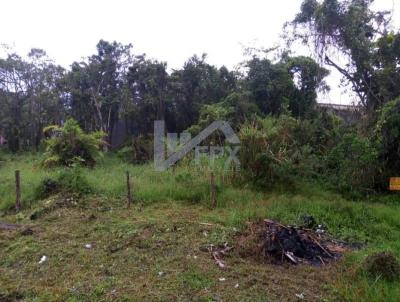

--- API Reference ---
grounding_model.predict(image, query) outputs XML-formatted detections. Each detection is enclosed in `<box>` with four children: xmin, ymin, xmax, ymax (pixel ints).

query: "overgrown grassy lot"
<box><xmin>1</xmin><ymin>153</ymin><xmax>400</xmax><ymax>301</ymax></box>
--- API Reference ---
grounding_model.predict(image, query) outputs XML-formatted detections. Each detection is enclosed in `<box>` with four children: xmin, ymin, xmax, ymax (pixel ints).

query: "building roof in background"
<box><xmin>317</xmin><ymin>103</ymin><xmax>361</xmax><ymax>112</ymax></box>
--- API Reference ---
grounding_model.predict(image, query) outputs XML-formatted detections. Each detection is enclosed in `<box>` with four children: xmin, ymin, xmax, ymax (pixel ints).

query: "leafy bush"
<box><xmin>325</xmin><ymin>133</ymin><xmax>379</xmax><ymax>197</ymax></box>
<box><xmin>42</xmin><ymin>119</ymin><xmax>105</xmax><ymax>167</ymax></box>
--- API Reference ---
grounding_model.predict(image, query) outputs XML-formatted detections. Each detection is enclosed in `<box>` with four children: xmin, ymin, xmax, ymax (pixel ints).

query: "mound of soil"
<box><xmin>237</xmin><ymin>219</ymin><xmax>349</xmax><ymax>265</ymax></box>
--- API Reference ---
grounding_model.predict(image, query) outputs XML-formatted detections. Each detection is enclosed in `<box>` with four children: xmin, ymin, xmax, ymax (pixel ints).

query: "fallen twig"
<box><xmin>0</xmin><ymin>223</ymin><xmax>21</xmax><ymax>230</ymax></box>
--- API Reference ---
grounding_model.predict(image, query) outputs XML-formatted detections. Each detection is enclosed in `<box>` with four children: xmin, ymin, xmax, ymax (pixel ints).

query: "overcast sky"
<box><xmin>1</xmin><ymin>0</ymin><xmax>399</xmax><ymax>104</ymax></box>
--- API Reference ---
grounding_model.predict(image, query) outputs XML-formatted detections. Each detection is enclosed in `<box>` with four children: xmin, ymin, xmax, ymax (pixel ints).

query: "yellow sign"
<box><xmin>389</xmin><ymin>177</ymin><xmax>400</xmax><ymax>191</ymax></box>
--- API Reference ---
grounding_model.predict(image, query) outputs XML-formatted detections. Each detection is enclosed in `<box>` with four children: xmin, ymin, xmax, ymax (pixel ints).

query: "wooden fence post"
<box><xmin>15</xmin><ymin>170</ymin><xmax>21</xmax><ymax>211</ymax></box>
<box><xmin>126</xmin><ymin>171</ymin><xmax>132</xmax><ymax>208</ymax></box>
<box><xmin>231</xmin><ymin>165</ymin><xmax>236</xmax><ymax>184</ymax></box>
<box><xmin>210</xmin><ymin>172</ymin><xmax>217</xmax><ymax>209</ymax></box>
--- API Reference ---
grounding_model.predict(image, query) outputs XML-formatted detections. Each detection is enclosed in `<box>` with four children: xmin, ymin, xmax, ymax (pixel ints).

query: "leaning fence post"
<box><xmin>126</xmin><ymin>171</ymin><xmax>132</xmax><ymax>208</ymax></box>
<box><xmin>210</xmin><ymin>172</ymin><xmax>217</xmax><ymax>209</ymax></box>
<box><xmin>15</xmin><ymin>170</ymin><xmax>21</xmax><ymax>211</ymax></box>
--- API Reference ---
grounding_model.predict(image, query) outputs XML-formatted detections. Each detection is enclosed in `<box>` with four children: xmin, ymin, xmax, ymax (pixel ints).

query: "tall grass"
<box><xmin>0</xmin><ymin>153</ymin><xmax>241</xmax><ymax>210</ymax></box>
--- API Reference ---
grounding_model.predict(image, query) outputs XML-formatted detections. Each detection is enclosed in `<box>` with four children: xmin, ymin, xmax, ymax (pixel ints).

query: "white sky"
<box><xmin>1</xmin><ymin>0</ymin><xmax>399</xmax><ymax>104</ymax></box>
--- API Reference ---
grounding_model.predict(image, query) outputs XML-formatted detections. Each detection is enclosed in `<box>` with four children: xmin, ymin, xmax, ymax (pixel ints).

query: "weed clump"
<box><xmin>34</xmin><ymin>168</ymin><xmax>92</xmax><ymax>200</ymax></box>
<box><xmin>57</xmin><ymin>168</ymin><xmax>92</xmax><ymax>194</ymax></box>
<box><xmin>34</xmin><ymin>178</ymin><xmax>59</xmax><ymax>200</ymax></box>
<box><xmin>363</xmin><ymin>252</ymin><xmax>400</xmax><ymax>281</ymax></box>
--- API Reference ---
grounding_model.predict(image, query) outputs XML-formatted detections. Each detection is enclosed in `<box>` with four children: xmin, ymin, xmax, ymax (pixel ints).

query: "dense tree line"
<box><xmin>0</xmin><ymin>40</ymin><xmax>329</xmax><ymax>151</ymax></box>
<box><xmin>0</xmin><ymin>49</ymin><xmax>64</xmax><ymax>151</ymax></box>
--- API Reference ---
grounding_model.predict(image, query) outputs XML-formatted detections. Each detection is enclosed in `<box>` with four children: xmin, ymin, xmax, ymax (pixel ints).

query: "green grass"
<box><xmin>0</xmin><ymin>153</ymin><xmax>256</xmax><ymax>210</ymax></box>
<box><xmin>0</xmin><ymin>152</ymin><xmax>53</xmax><ymax>210</ymax></box>
<box><xmin>1</xmin><ymin>153</ymin><xmax>400</xmax><ymax>301</ymax></box>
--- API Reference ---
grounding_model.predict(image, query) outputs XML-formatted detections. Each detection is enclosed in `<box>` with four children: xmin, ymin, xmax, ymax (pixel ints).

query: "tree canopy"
<box><xmin>0</xmin><ymin>41</ymin><xmax>329</xmax><ymax>152</ymax></box>
<box><xmin>289</xmin><ymin>0</ymin><xmax>400</xmax><ymax>111</ymax></box>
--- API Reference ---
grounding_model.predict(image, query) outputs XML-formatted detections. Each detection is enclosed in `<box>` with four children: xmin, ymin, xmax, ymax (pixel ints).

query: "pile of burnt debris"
<box><xmin>238</xmin><ymin>217</ymin><xmax>351</xmax><ymax>265</ymax></box>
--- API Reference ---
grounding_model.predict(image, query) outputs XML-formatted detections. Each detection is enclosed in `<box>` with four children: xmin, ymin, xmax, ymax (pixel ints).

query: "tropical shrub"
<box><xmin>42</xmin><ymin>118</ymin><xmax>105</xmax><ymax>167</ymax></box>
<box><xmin>239</xmin><ymin>115</ymin><xmax>314</xmax><ymax>188</ymax></box>
<box><xmin>238</xmin><ymin>112</ymin><xmax>376</xmax><ymax>195</ymax></box>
